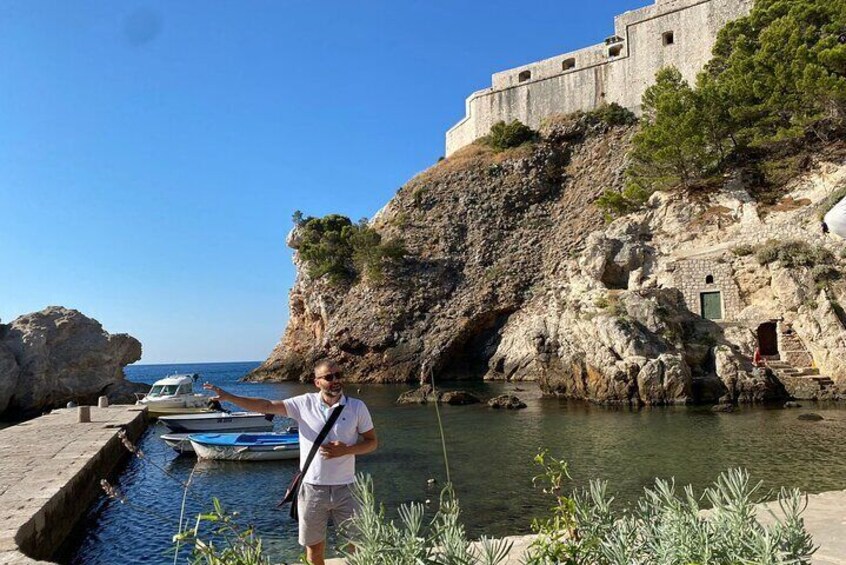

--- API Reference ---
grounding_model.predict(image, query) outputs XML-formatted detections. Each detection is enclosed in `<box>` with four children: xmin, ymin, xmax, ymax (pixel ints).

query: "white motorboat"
<box><xmin>190</xmin><ymin>432</ymin><xmax>300</xmax><ymax>461</ymax></box>
<box><xmin>158</xmin><ymin>411</ymin><xmax>275</xmax><ymax>433</ymax></box>
<box><xmin>135</xmin><ymin>374</ymin><xmax>214</xmax><ymax>417</ymax></box>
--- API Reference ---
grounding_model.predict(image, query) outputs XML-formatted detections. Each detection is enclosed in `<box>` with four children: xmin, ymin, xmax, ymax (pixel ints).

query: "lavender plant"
<box><xmin>525</xmin><ymin>451</ymin><xmax>817</xmax><ymax>565</ymax></box>
<box><xmin>343</xmin><ymin>474</ymin><xmax>512</xmax><ymax>565</ymax></box>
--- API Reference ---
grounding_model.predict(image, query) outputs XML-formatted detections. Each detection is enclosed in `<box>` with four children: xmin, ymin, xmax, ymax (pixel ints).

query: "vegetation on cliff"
<box><xmin>292</xmin><ymin>212</ymin><xmax>406</xmax><ymax>285</ymax></box>
<box><xmin>480</xmin><ymin>120</ymin><xmax>538</xmax><ymax>151</ymax></box>
<box><xmin>601</xmin><ymin>0</ymin><xmax>846</xmax><ymax>218</ymax></box>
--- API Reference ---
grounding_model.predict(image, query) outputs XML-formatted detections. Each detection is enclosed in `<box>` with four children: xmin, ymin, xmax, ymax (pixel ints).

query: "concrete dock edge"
<box><xmin>0</xmin><ymin>406</ymin><xmax>147</xmax><ymax>565</ymax></box>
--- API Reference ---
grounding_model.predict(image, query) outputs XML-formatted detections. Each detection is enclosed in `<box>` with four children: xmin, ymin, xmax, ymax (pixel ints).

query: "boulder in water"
<box><xmin>488</xmin><ymin>394</ymin><xmax>527</xmax><ymax>409</ymax></box>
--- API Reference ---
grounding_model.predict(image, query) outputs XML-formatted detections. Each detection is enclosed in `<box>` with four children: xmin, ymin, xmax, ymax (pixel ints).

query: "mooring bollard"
<box><xmin>78</xmin><ymin>405</ymin><xmax>91</xmax><ymax>423</ymax></box>
<box><xmin>98</xmin><ymin>396</ymin><xmax>109</xmax><ymax>408</ymax></box>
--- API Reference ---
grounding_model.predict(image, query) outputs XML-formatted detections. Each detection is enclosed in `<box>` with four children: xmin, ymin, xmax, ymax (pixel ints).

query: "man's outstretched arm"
<box><xmin>203</xmin><ymin>383</ymin><xmax>288</xmax><ymax>416</ymax></box>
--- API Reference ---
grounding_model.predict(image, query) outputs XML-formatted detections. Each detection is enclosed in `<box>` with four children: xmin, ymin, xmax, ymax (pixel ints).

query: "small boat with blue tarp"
<box><xmin>189</xmin><ymin>431</ymin><xmax>300</xmax><ymax>461</ymax></box>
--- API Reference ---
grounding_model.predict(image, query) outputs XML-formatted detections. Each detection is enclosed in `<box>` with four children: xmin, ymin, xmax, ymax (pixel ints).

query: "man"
<box><xmin>204</xmin><ymin>360</ymin><xmax>377</xmax><ymax>565</ymax></box>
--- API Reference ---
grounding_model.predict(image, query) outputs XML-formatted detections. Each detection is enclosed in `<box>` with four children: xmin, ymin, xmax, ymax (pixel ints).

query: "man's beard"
<box><xmin>323</xmin><ymin>386</ymin><xmax>342</xmax><ymax>398</ymax></box>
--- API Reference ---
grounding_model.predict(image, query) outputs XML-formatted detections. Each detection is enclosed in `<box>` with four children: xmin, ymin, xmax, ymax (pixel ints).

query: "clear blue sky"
<box><xmin>0</xmin><ymin>0</ymin><xmax>645</xmax><ymax>364</ymax></box>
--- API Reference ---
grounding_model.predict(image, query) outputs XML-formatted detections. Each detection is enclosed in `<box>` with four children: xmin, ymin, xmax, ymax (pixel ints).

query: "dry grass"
<box><xmin>413</xmin><ymin>141</ymin><xmax>535</xmax><ymax>184</ymax></box>
<box><xmin>766</xmin><ymin>196</ymin><xmax>812</xmax><ymax>213</ymax></box>
<box><xmin>688</xmin><ymin>204</ymin><xmax>735</xmax><ymax>231</ymax></box>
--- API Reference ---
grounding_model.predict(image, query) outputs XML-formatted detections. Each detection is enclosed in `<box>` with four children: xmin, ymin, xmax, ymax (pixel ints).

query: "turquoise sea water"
<box><xmin>58</xmin><ymin>362</ymin><xmax>846</xmax><ymax>564</ymax></box>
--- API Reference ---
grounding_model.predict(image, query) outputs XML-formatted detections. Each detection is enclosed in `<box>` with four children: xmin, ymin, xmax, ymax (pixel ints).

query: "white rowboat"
<box><xmin>158</xmin><ymin>411</ymin><xmax>274</xmax><ymax>433</ymax></box>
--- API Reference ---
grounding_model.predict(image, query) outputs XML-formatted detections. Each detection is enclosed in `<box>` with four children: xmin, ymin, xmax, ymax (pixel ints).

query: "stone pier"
<box><xmin>0</xmin><ymin>406</ymin><xmax>147</xmax><ymax>564</ymax></box>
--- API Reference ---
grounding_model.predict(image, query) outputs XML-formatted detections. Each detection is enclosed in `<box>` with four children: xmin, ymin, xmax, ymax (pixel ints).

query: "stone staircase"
<box><xmin>766</xmin><ymin>330</ymin><xmax>836</xmax><ymax>399</ymax></box>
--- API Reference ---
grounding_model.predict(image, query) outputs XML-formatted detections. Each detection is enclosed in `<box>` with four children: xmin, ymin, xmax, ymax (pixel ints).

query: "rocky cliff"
<box><xmin>251</xmin><ymin>115</ymin><xmax>846</xmax><ymax>405</ymax></box>
<box><xmin>0</xmin><ymin>307</ymin><xmax>145</xmax><ymax>419</ymax></box>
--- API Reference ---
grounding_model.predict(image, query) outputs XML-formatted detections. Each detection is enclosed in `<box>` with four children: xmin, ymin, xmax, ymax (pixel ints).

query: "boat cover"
<box><xmin>189</xmin><ymin>432</ymin><xmax>299</xmax><ymax>447</ymax></box>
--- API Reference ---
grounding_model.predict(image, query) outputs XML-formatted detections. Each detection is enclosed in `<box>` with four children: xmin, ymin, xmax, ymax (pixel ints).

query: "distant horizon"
<box><xmin>128</xmin><ymin>359</ymin><xmax>261</xmax><ymax>367</ymax></box>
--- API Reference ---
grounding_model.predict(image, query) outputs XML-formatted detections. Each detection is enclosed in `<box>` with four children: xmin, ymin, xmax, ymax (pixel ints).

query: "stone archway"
<box><xmin>757</xmin><ymin>322</ymin><xmax>778</xmax><ymax>356</ymax></box>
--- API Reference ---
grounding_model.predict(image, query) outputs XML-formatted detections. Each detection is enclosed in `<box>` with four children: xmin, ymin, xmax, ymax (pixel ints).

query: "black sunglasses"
<box><xmin>319</xmin><ymin>371</ymin><xmax>343</xmax><ymax>381</ymax></box>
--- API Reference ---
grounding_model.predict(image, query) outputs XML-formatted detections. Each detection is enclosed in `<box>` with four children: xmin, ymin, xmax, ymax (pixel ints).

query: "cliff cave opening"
<box><xmin>436</xmin><ymin>309</ymin><xmax>515</xmax><ymax>381</ymax></box>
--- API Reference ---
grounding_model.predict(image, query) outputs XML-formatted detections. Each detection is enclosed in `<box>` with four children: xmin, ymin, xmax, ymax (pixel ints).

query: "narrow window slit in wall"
<box><xmin>663</xmin><ymin>31</ymin><xmax>675</xmax><ymax>45</ymax></box>
<box><xmin>562</xmin><ymin>58</ymin><xmax>576</xmax><ymax>71</ymax></box>
<box><xmin>705</xmin><ymin>274</ymin><xmax>714</xmax><ymax>284</ymax></box>
<box><xmin>518</xmin><ymin>70</ymin><xmax>531</xmax><ymax>82</ymax></box>
<box><xmin>608</xmin><ymin>44</ymin><xmax>623</xmax><ymax>57</ymax></box>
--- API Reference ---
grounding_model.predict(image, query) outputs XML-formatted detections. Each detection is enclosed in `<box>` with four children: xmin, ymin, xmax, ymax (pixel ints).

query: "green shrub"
<box><xmin>525</xmin><ymin>451</ymin><xmax>816</xmax><ymax>564</ymax></box>
<box><xmin>587</xmin><ymin>103</ymin><xmax>637</xmax><ymax>127</ymax></box>
<box><xmin>411</xmin><ymin>186</ymin><xmax>429</xmax><ymax>207</ymax></box>
<box><xmin>481</xmin><ymin>120</ymin><xmax>538</xmax><ymax>151</ymax></box>
<box><xmin>812</xmin><ymin>264</ymin><xmax>841</xmax><ymax>288</ymax></box>
<box><xmin>754</xmin><ymin>240</ymin><xmax>834</xmax><ymax>268</ymax></box>
<box><xmin>343</xmin><ymin>474</ymin><xmax>512</xmax><ymax>565</ymax></box>
<box><xmin>174</xmin><ymin>498</ymin><xmax>270</xmax><ymax>565</ymax></box>
<box><xmin>732</xmin><ymin>244</ymin><xmax>755</xmax><ymax>256</ymax></box>
<box><xmin>595</xmin><ymin>182</ymin><xmax>653</xmax><ymax>220</ymax></box>
<box><xmin>296</xmin><ymin>214</ymin><xmax>406</xmax><ymax>285</ymax></box>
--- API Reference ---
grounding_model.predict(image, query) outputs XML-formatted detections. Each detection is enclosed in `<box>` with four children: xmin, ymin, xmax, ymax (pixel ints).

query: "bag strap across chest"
<box><xmin>301</xmin><ymin>402</ymin><xmax>345</xmax><ymax>474</ymax></box>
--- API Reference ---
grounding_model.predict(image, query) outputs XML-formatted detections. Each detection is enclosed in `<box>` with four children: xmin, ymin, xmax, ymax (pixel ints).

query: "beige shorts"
<box><xmin>297</xmin><ymin>482</ymin><xmax>360</xmax><ymax>547</ymax></box>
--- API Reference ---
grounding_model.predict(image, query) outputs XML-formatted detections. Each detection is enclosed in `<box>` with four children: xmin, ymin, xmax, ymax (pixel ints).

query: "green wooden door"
<box><xmin>700</xmin><ymin>292</ymin><xmax>722</xmax><ymax>320</ymax></box>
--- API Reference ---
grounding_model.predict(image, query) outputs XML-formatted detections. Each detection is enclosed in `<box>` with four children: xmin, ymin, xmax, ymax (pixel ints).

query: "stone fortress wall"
<box><xmin>445</xmin><ymin>0</ymin><xmax>753</xmax><ymax>156</ymax></box>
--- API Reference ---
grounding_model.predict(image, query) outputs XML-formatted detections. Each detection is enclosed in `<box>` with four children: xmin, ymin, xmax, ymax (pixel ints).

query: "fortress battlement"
<box><xmin>445</xmin><ymin>0</ymin><xmax>752</xmax><ymax>156</ymax></box>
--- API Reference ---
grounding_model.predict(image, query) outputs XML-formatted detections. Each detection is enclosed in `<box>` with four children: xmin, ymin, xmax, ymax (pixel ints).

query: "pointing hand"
<box><xmin>203</xmin><ymin>383</ymin><xmax>225</xmax><ymax>401</ymax></box>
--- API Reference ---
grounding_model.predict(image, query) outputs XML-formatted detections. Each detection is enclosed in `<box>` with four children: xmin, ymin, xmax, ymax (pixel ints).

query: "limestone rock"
<box><xmin>714</xmin><ymin>346</ymin><xmax>785</xmax><ymax>403</ymax></box>
<box><xmin>793</xmin><ymin>291</ymin><xmax>846</xmax><ymax>385</ymax></box>
<box><xmin>250</xmin><ymin>118</ymin><xmax>846</xmax><ymax>406</ymax></box>
<box><xmin>0</xmin><ymin>342</ymin><xmax>19</xmax><ymax>415</ymax></box>
<box><xmin>397</xmin><ymin>385</ymin><xmax>434</xmax><ymax>405</ymax></box>
<box><xmin>439</xmin><ymin>391</ymin><xmax>481</xmax><ymax>405</ymax></box>
<box><xmin>636</xmin><ymin>354</ymin><xmax>692</xmax><ymax>405</ymax></box>
<box><xmin>488</xmin><ymin>394</ymin><xmax>527</xmax><ymax>409</ymax></box>
<box><xmin>0</xmin><ymin>307</ymin><xmax>144</xmax><ymax>419</ymax></box>
<box><xmin>396</xmin><ymin>385</ymin><xmax>481</xmax><ymax>405</ymax></box>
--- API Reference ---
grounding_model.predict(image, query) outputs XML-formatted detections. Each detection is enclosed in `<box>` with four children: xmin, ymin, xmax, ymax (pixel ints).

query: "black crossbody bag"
<box><xmin>280</xmin><ymin>403</ymin><xmax>346</xmax><ymax>519</ymax></box>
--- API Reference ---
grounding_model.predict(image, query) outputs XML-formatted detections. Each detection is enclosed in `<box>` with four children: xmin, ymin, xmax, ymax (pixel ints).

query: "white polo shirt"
<box><xmin>283</xmin><ymin>392</ymin><xmax>374</xmax><ymax>486</ymax></box>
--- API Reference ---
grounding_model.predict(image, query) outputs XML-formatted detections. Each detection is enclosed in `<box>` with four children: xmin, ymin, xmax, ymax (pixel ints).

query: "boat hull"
<box><xmin>142</xmin><ymin>405</ymin><xmax>215</xmax><ymax>418</ymax></box>
<box><xmin>161</xmin><ymin>433</ymin><xmax>195</xmax><ymax>454</ymax></box>
<box><xmin>189</xmin><ymin>432</ymin><xmax>300</xmax><ymax>461</ymax></box>
<box><xmin>158</xmin><ymin>412</ymin><xmax>274</xmax><ymax>433</ymax></box>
